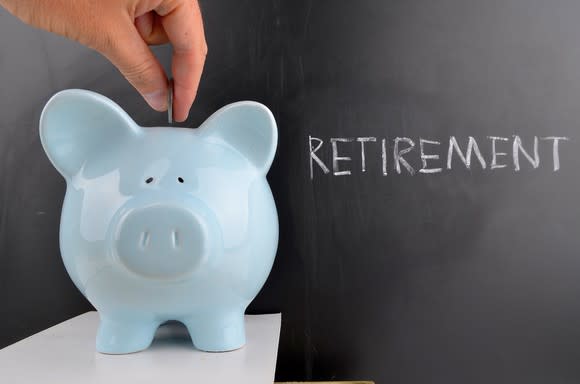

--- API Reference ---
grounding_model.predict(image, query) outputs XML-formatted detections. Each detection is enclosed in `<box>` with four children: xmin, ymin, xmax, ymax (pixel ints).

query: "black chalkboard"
<box><xmin>2</xmin><ymin>1</ymin><xmax>580</xmax><ymax>382</ymax></box>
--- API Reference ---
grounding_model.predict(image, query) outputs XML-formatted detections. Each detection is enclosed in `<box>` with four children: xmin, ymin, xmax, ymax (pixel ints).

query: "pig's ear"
<box><xmin>199</xmin><ymin>101</ymin><xmax>278</xmax><ymax>174</ymax></box>
<box><xmin>40</xmin><ymin>89</ymin><xmax>142</xmax><ymax>178</ymax></box>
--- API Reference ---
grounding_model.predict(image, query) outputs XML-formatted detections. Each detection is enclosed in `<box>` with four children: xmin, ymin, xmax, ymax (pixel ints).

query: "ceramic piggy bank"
<box><xmin>39</xmin><ymin>89</ymin><xmax>278</xmax><ymax>354</ymax></box>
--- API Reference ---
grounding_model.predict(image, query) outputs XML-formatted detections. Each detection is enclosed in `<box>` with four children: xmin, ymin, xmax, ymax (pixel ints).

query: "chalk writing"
<box><xmin>308</xmin><ymin>135</ymin><xmax>570</xmax><ymax>179</ymax></box>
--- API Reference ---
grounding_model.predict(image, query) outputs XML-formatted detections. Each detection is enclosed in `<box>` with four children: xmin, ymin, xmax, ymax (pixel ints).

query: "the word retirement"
<box><xmin>309</xmin><ymin>136</ymin><xmax>569</xmax><ymax>179</ymax></box>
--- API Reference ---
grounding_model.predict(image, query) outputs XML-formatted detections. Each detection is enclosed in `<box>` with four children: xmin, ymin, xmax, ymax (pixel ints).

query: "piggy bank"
<box><xmin>39</xmin><ymin>89</ymin><xmax>279</xmax><ymax>354</ymax></box>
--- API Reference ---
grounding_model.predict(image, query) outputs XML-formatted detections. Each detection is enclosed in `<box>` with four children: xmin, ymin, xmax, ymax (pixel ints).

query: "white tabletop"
<box><xmin>0</xmin><ymin>311</ymin><xmax>281</xmax><ymax>384</ymax></box>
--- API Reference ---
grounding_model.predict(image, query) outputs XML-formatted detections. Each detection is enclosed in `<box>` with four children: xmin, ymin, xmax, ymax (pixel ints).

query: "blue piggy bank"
<box><xmin>39</xmin><ymin>90</ymin><xmax>279</xmax><ymax>354</ymax></box>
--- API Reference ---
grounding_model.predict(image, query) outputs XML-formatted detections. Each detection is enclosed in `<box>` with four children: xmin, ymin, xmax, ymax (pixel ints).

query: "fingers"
<box><xmin>6</xmin><ymin>0</ymin><xmax>208</xmax><ymax>121</ymax></box>
<box><xmin>99</xmin><ymin>14</ymin><xmax>168</xmax><ymax>111</ymax></box>
<box><xmin>158</xmin><ymin>0</ymin><xmax>207</xmax><ymax>122</ymax></box>
<box><xmin>135</xmin><ymin>11</ymin><xmax>169</xmax><ymax>46</ymax></box>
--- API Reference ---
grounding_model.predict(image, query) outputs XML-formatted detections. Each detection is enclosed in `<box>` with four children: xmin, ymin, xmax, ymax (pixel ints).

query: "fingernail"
<box><xmin>143</xmin><ymin>89</ymin><xmax>166</xmax><ymax>111</ymax></box>
<box><xmin>176</xmin><ymin>110</ymin><xmax>189</xmax><ymax>123</ymax></box>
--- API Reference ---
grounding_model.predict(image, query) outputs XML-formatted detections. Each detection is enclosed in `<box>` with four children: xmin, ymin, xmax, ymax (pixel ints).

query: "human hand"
<box><xmin>0</xmin><ymin>0</ymin><xmax>207</xmax><ymax>122</ymax></box>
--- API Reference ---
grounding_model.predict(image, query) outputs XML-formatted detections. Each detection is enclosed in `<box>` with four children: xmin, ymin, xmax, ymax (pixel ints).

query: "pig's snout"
<box><xmin>114</xmin><ymin>204</ymin><xmax>213</xmax><ymax>279</ymax></box>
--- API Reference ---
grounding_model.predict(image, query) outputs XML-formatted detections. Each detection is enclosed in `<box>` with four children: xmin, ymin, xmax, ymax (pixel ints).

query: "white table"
<box><xmin>0</xmin><ymin>311</ymin><xmax>281</xmax><ymax>384</ymax></box>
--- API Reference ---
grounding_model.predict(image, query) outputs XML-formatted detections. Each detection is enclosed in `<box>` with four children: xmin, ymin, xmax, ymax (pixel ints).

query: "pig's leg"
<box><xmin>96</xmin><ymin>314</ymin><xmax>159</xmax><ymax>354</ymax></box>
<box><xmin>183</xmin><ymin>310</ymin><xmax>245</xmax><ymax>352</ymax></box>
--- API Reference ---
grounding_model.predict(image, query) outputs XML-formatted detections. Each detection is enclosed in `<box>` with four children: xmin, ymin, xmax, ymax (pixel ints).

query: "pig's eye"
<box><xmin>145</xmin><ymin>177</ymin><xmax>154</xmax><ymax>184</ymax></box>
<box><xmin>178</xmin><ymin>177</ymin><xmax>184</xmax><ymax>183</ymax></box>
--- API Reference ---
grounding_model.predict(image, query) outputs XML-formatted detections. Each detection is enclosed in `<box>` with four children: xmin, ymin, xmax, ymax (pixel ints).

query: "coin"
<box><xmin>168</xmin><ymin>78</ymin><xmax>174</xmax><ymax>124</ymax></box>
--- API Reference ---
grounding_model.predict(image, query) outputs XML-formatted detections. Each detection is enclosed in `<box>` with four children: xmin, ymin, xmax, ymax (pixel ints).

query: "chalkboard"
<box><xmin>2</xmin><ymin>1</ymin><xmax>580</xmax><ymax>383</ymax></box>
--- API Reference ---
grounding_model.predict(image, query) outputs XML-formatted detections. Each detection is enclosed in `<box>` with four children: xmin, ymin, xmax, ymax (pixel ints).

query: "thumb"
<box><xmin>98</xmin><ymin>19</ymin><xmax>168</xmax><ymax>111</ymax></box>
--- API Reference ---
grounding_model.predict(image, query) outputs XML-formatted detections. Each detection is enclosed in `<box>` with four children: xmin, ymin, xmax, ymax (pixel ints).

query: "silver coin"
<box><xmin>168</xmin><ymin>78</ymin><xmax>174</xmax><ymax>124</ymax></box>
